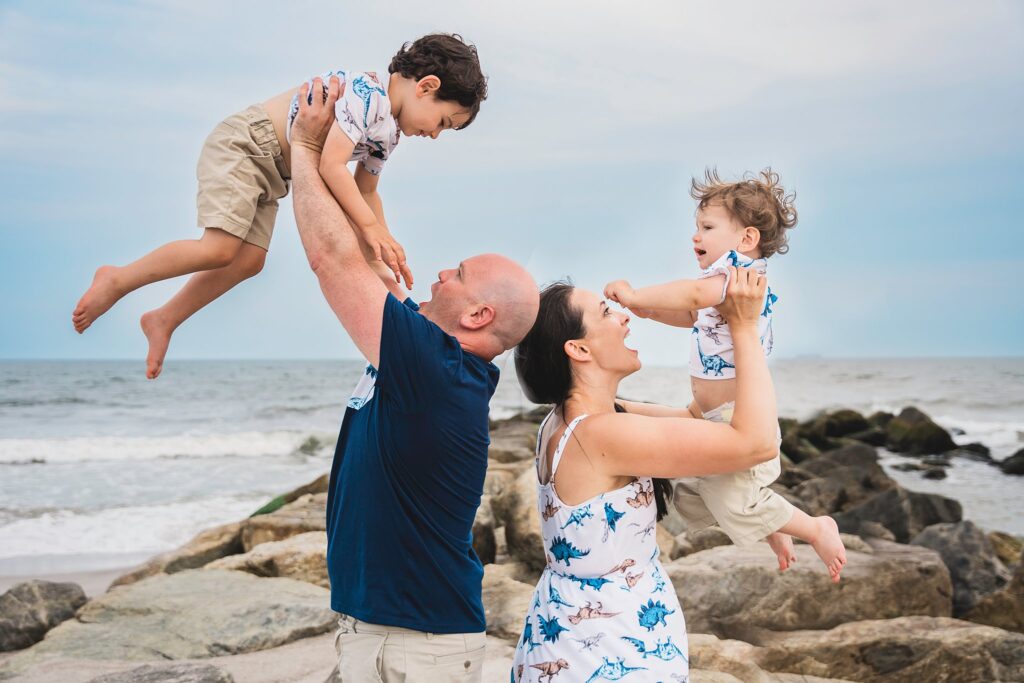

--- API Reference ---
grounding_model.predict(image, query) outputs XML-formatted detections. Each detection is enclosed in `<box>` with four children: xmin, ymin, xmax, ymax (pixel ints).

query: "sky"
<box><xmin>1</xmin><ymin>0</ymin><xmax>1022</xmax><ymax>367</ymax></box>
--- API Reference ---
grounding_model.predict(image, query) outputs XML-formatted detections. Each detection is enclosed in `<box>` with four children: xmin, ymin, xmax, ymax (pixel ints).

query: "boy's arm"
<box><xmin>605</xmin><ymin>276</ymin><xmax>726</xmax><ymax>313</ymax></box>
<box><xmin>635</xmin><ymin>307</ymin><xmax>697</xmax><ymax>328</ymax></box>
<box><xmin>350</xmin><ymin>163</ymin><xmax>407</xmax><ymax>298</ymax></box>
<box><xmin>319</xmin><ymin>126</ymin><xmax>413</xmax><ymax>287</ymax></box>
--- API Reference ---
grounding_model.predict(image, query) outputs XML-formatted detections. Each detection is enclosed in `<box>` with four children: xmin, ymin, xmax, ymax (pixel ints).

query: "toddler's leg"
<box><xmin>766</xmin><ymin>532</ymin><xmax>797</xmax><ymax>571</ymax></box>
<box><xmin>140</xmin><ymin>242</ymin><xmax>267</xmax><ymax>379</ymax></box>
<box><xmin>73</xmin><ymin>228</ymin><xmax>242</xmax><ymax>333</ymax></box>
<box><xmin>778</xmin><ymin>509</ymin><xmax>847</xmax><ymax>583</ymax></box>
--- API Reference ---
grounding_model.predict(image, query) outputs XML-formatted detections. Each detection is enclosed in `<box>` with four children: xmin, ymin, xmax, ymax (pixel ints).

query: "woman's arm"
<box><xmin>591</xmin><ymin>268</ymin><xmax>778</xmax><ymax>477</ymax></box>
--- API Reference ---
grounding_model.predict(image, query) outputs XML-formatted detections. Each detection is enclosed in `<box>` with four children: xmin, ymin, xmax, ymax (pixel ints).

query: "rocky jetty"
<box><xmin>2</xmin><ymin>404</ymin><xmax>1022</xmax><ymax>682</ymax></box>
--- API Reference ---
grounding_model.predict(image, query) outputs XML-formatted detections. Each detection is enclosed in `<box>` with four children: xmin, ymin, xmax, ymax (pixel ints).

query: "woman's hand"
<box><xmin>714</xmin><ymin>266</ymin><xmax>766</xmax><ymax>329</ymax></box>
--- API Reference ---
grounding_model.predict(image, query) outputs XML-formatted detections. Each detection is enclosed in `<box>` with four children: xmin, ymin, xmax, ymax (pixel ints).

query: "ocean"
<box><xmin>0</xmin><ymin>358</ymin><xmax>1021</xmax><ymax>580</ymax></box>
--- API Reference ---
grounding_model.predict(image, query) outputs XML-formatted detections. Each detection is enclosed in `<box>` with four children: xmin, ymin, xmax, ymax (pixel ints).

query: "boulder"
<box><xmin>779</xmin><ymin>433</ymin><xmax>821</xmax><ymax>464</ymax></box>
<box><xmin>867</xmin><ymin>411</ymin><xmax>894</xmax><ymax>429</ymax></box>
<box><xmin>922</xmin><ymin>467</ymin><xmax>947</xmax><ymax>480</ymax></box>
<box><xmin>487</xmin><ymin>419</ymin><xmax>539</xmax><ymax>464</ymax></box>
<box><xmin>484</xmin><ymin>463</ymin><xmax>519</xmax><ymax>497</ymax></box>
<box><xmin>473</xmin><ymin>497</ymin><xmax>497</xmax><ymax>565</ymax></box>
<box><xmin>0</xmin><ymin>570</ymin><xmax>334</xmax><ymax>679</ymax></box>
<box><xmin>87</xmin><ymin>663</ymin><xmax>234</xmax><ymax>683</ymax></box>
<box><xmin>953</xmin><ymin>443</ymin><xmax>991</xmax><ymax>462</ymax></box>
<box><xmin>846</xmin><ymin>427</ymin><xmax>887</xmax><ymax>447</ymax></box>
<box><xmin>964</xmin><ymin>549</ymin><xmax>1024</xmax><ymax>633</ymax></box>
<box><xmin>788</xmin><ymin>444</ymin><xmax>895</xmax><ymax>515</ymax></box>
<box><xmin>656</xmin><ymin>523</ymin><xmax>678</xmax><ymax>562</ymax></box>
<box><xmin>111</xmin><ymin>522</ymin><xmax>244</xmax><ymax>588</ymax></box>
<box><xmin>481</xmin><ymin>564</ymin><xmax>536</xmax><ymax>641</ymax></box>
<box><xmin>673</xmin><ymin>527</ymin><xmax>733</xmax><ymax>559</ymax></box>
<box><xmin>492</xmin><ymin>467</ymin><xmax>544</xmax><ymax>571</ymax></box>
<box><xmin>753</xmin><ymin>616</ymin><xmax>1024</xmax><ymax>683</ymax></box>
<box><xmin>832</xmin><ymin>487</ymin><xmax>962</xmax><ymax>543</ymax></box>
<box><xmin>1000</xmin><ymin>448</ymin><xmax>1024</xmax><ymax>475</ymax></box>
<box><xmin>911</xmin><ymin>522</ymin><xmax>1011</xmax><ymax>616</ymax></box>
<box><xmin>664</xmin><ymin>539</ymin><xmax>951</xmax><ymax>640</ymax></box>
<box><xmin>0</xmin><ymin>580</ymin><xmax>87</xmax><ymax>652</ymax></box>
<box><xmin>205</xmin><ymin>531</ymin><xmax>329</xmax><ymax>588</ymax></box>
<box><xmin>988</xmin><ymin>531</ymin><xmax>1024</xmax><ymax>569</ymax></box>
<box><xmin>240</xmin><ymin>493</ymin><xmax>326</xmax><ymax>551</ymax></box>
<box><xmin>688</xmin><ymin>634</ymin><xmax>856</xmax><ymax>683</ymax></box>
<box><xmin>249</xmin><ymin>473</ymin><xmax>328</xmax><ymax>517</ymax></box>
<box><xmin>885</xmin><ymin>407</ymin><xmax>956</xmax><ymax>455</ymax></box>
<box><xmin>857</xmin><ymin>521</ymin><xmax>896</xmax><ymax>541</ymax></box>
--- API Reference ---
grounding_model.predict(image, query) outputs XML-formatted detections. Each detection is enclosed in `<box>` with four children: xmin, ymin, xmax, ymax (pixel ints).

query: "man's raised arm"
<box><xmin>290</xmin><ymin>77</ymin><xmax>389</xmax><ymax>367</ymax></box>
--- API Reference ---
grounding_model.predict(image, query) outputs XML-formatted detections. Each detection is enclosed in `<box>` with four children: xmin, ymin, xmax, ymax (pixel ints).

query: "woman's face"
<box><xmin>569</xmin><ymin>288</ymin><xmax>642</xmax><ymax>376</ymax></box>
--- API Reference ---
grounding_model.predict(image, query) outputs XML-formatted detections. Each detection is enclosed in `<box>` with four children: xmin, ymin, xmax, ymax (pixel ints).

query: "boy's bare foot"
<box><xmin>73</xmin><ymin>266</ymin><xmax>125</xmax><ymax>333</ymax></box>
<box><xmin>140</xmin><ymin>309</ymin><xmax>175</xmax><ymax>379</ymax></box>
<box><xmin>766</xmin><ymin>532</ymin><xmax>797</xmax><ymax>571</ymax></box>
<box><xmin>809</xmin><ymin>516</ymin><xmax>847</xmax><ymax>583</ymax></box>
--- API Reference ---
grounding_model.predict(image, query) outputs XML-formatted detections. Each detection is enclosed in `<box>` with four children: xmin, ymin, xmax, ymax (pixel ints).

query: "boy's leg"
<box><xmin>73</xmin><ymin>228</ymin><xmax>243</xmax><ymax>333</ymax></box>
<box><xmin>775</xmin><ymin>506</ymin><xmax>847</xmax><ymax>583</ymax></box>
<box><xmin>140</xmin><ymin>242</ymin><xmax>267</xmax><ymax>379</ymax></box>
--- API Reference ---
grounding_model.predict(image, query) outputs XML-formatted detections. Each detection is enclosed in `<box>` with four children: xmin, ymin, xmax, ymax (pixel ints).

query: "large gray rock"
<box><xmin>240</xmin><ymin>493</ymin><xmax>326</xmax><ymax>551</ymax></box>
<box><xmin>0</xmin><ymin>580</ymin><xmax>87</xmax><ymax>652</ymax></box>
<box><xmin>689</xmin><ymin>634</ymin><xmax>855</xmax><ymax>683</ymax></box>
<box><xmin>492</xmin><ymin>467</ymin><xmax>544</xmax><ymax>571</ymax></box>
<box><xmin>664</xmin><ymin>539</ymin><xmax>951</xmax><ymax>639</ymax></box>
<box><xmin>789</xmin><ymin>444</ymin><xmax>895</xmax><ymax>515</ymax></box>
<box><xmin>885</xmin><ymin>407</ymin><xmax>956</xmax><ymax>455</ymax></box>
<box><xmin>965</xmin><ymin>549</ymin><xmax>1024</xmax><ymax>634</ymax></box>
<box><xmin>111</xmin><ymin>522</ymin><xmax>244</xmax><ymax>588</ymax></box>
<box><xmin>0</xmin><ymin>570</ymin><xmax>334</xmax><ymax>679</ymax></box>
<box><xmin>249</xmin><ymin>473</ymin><xmax>329</xmax><ymax>516</ymax></box>
<box><xmin>473</xmin><ymin>496</ymin><xmax>497</xmax><ymax>565</ymax></box>
<box><xmin>205</xmin><ymin>531</ymin><xmax>329</xmax><ymax>588</ymax></box>
<box><xmin>87</xmin><ymin>663</ymin><xmax>234</xmax><ymax>683</ymax></box>
<box><xmin>911</xmin><ymin>521</ymin><xmax>1011</xmax><ymax>616</ymax></box>
<box><xmin>481</xmin><ymin>564</ymin><xmax>536</xmax><ymax>641</ymax></box>
<box><xmin>673</xmin><ymin>527</ymin><xmax>733</xmax><ymax>559</ymax></box>
<box><xmin>1000</xmin><ymin>448</ymin><xmax>1024</xmax><ymax>475</ymax></box>
<box><xmin>487</xmin><ymin>419</ymin><xmax>538</xmax><ymax>464</ymax></box>
<box><xmin>753</xmin><ymin>616</ymin><xmax>1024</xmax><ymax>683</ymax></box>
<box><xmin>833</xmin><ymin>486</ymin><xmax>962</xmax><ymax>543</ymax></box>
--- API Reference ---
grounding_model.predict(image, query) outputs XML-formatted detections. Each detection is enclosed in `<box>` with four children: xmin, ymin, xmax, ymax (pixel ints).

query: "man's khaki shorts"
<box><xmin>334</xmin><ymin>615</ymin><xmax>486</xmax><ymax>683</ymax></box>
<box><xmin>674</xmin><ymin>402</ymin><xmax>794</xmax><ymax>545</ymax></box>
<box><xmin>195</xmin><ymin>104</ymin><xmax>289</xmax><ymax>251</ymax></box>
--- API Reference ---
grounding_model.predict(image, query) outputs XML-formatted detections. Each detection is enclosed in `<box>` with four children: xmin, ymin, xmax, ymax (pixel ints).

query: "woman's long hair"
<box><xmin>514</xmin><ymin>282</ymin><xmax>672</xmax><ymax>520</ymax></box>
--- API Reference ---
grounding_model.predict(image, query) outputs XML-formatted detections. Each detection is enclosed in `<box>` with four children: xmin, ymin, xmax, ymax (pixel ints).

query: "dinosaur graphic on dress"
<box><xmin>542</xmin><ymin>496</ymin><xmax>561</xmax><ymax>521</ymax></box>
<box><xmin>762</xmin><ymin>288</ymin><xmax>777</xmax><ymax>317</ymax></box>
<box><xmin>548</xmin><ymin>584</ymin><xmax>574</xmax><ymax>610</ymax></box>
<box><xmin>564</xmin><ymin>573</ymin><xmax>612</xmax><ymax>591</ymax></box>
<box><xmin>550</xmin><ymin>536</ymin><xmax>590</xmax><ymax>566</ymax></box>
<box><xmin>520</xmin><ymin>615</ymin><xmax>541</xmax><ymax>652</ymax></box>
<box><xmin>568</xmin><ymin>600</ymin><xmax>621</xmax><ymax>625</ymax></box>
<box><xmin>350</xmin><ymin>75</ymin><xmax>386</xmax><ymax>127</ymax></box>
<box><xmin>623</xmin><ymin>570</ymin><xmax>645</xmax><ymax>590</ymax></box>
<box><xmin>584</xmin><ymin>656</ymin><xmax>647</xmax><ymax>682</ymax></box>
<box><xmin>637</xmin><ymin>599</ymin><xmax>676</xmax><ymax>631</ymax></box>
<box><xmin>538</xmin><ymin>614</ymin><xmax>569</xmax><ymax>642</ymax></box>
<box><xmin>626</xmin><ymin>480</ymin><xmax>654</xmax><ymax>508</ymax></box>
<box><xmin>571</xmin><ymin>632</ymin><xmax>606</xmax><ymax>651</ymax></box>
<box><xmin>621</xmin><ymin>635</ymin><xmax>688</xmax><ymax>662</ymax></box>
<box><xmin>650</xmin><ymin>565</ymin><xmax>668</xmax><ymax>594</ymax></box>
<box><xmin>561</xmin><ymin>504</ymin><xmax>593</xmax><ymax>529</ymax></box>
<box><xmin>602</xmin><ymin>558</ymin><xmax>636</xmax><ymax>576</ymax></box>
<box><xmin>531</xmin><ymin>659</ymin><xmax>570</xmax><ymax>682</ymax></box>
<box><xmin>602</xmin><ymin>502</ymin><xmax>626</xmax><ymax>541</ymax></box>
<box><xmin>701</xmin><ymin>325</ymin><xmax>723</xmax><ymax>345</ymax></box>
<box><xmin>630</xmin><ymin>521</ymin><xmax>655</xmax><ymax>539</ymax></box>
<box><xmin>693</xmin><ymin>329</ymin><xmax>735</xmax><ymax>377</ymax></box>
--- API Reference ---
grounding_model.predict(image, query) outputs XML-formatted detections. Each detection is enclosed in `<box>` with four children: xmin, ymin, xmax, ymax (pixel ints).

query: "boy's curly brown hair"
<box><xmin>690</xmin><ymin>168</ymin><xmax>797</xmax><ymax>258</ymax></box>
<box><xmin>388</xmin><ymin>33</ymin><xmax>487</xmax><ymax>130</ymax></box>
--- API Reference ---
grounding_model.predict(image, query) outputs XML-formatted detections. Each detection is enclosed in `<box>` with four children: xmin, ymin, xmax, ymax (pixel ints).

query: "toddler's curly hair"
<box><xmin>691</xmin><ymin>168</ymin><xmax>797</xmax><ymax>257</ymax></box>
<box><xmin>389</xmin><ymin>33</ymin><xmax>487</xmax><ymax>130</ymax></box>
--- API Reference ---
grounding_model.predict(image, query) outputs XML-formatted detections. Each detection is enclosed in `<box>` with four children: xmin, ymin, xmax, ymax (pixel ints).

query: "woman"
<box><xmin>510</xmin><ymin>268</ymin><xmax>779</xmax><ymax>683</ymax></box>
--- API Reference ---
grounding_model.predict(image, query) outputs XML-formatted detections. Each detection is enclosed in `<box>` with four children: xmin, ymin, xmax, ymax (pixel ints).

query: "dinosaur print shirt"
<box><xmin>286</xmin><ymin>69</ymin><xmax>400</xmax><ymax>176</ymax></box>
<box><xmin>689</xmin><ymin>250</ymin><xmax>776</xmax><ymax>380</ymax></box>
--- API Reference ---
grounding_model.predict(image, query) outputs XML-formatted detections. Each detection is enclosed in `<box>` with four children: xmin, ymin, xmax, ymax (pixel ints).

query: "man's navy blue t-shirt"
<box><xmin>326</xmin><ymin>294</ymin><xmax>499</xmax><ymax>634</ymax></box>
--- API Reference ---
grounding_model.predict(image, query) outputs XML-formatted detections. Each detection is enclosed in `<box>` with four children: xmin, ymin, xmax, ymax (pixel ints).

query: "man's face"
<box><xmin>419</xmin><ymin>258</ymin><xmax>478</xmax><ymax>326</ymax></box>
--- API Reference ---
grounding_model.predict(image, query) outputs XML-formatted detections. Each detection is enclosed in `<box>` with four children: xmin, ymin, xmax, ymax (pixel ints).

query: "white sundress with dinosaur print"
<box><xmin>511</xmin><ymin>413</ymin><xmax>689</xmax><ymax>683</ymax></box>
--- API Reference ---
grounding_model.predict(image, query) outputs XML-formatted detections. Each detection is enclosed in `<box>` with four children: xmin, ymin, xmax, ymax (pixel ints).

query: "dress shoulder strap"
<box><xmin>550</xmin><ymin>414</ymin><xmax>589</xmax><ymax>478</ymax></box>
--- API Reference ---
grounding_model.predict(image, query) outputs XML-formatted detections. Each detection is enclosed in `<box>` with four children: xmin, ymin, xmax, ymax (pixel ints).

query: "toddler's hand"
<box><xmin>604</xmin><ymin>280</ymin><xmax>636</xmax><ymax>307</ymax></box>
<box><xmin>361</xmin><ymin>223</ymin><xmax>414</xmax><ymax>289</ymax></box>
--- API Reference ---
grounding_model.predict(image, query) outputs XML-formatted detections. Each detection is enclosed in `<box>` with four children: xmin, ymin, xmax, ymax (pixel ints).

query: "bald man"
<box><xmin>290</xmin><ymin>77</ymin><xmax>539</xmax><ymax>682</ymax></box>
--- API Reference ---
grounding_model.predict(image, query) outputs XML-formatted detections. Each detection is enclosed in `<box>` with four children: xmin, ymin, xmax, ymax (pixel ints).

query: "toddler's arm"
<box><xmin>319</xmin><ymin>126</ymin><xmax>413</xmax><ymax>287</ymax></box>
<box><xmin>604</xmin><ymin>276</ymin><xmax>725</xmax><ymax>320</ymax></box>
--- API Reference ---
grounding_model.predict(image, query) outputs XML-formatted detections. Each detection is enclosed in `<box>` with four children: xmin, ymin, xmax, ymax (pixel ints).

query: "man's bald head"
<box><xmin>419</xmin><ymin>253</ymin><xmax>539</xmax><ymax>360</ymax></box>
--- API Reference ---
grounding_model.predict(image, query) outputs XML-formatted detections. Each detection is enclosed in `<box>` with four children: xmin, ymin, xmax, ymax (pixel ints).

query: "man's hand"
<box><xmin>604</xmin><ymin>279</ymin><xmax>637</xmax><ymax>308</ymax></box>
<box><xmin>360</xmin><ymin>221</ymin><xmax>414</xmax><ymax>289</ymax></box>
<box><xmin>291</xmin><ymin>76</ymin><xmax>341</xmax><ymax>154</ymax></box>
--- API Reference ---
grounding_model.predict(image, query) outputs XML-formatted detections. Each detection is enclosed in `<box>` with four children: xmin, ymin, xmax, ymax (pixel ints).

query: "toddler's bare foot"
<box><xmin>809</xmin><ymin>516</ymin><xmax>847</xmax><ymax>583</ymax></box>
<box><xmin>140</xmin><ymin>309</ymin><xmax>175</xmax><ymax>379</ymax></box>
<box><xmin>73</xmin><ymin>266</ymin><xmax>125</xmax><ymax>333</ymax></box>
<box><xmin>767</xmin><ymin>532</ymin><xmax>797</xmax><ymax>571</ymax></box>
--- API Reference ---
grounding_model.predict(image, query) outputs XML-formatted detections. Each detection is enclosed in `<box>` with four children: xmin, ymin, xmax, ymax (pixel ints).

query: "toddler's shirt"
<box><xmin>287</xmin><ymin>69</ymin><xmax>400</xmax><ymax>176</ymax></box>
<box><xmin>689</xmin><ymin>250</ymin><xmax>777</xmax><ymax>380</ymax></box>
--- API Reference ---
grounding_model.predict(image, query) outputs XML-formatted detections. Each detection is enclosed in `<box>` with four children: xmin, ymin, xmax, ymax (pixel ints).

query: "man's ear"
<box><xmin>741</xmin><ymin>226</ymin><xmax>761</xmax><ymax>250</ymax></box>
<box><xmin>563</xmin><ymin>339</ymin><xmax>590</xmax><ymax>362</ymax></box>
<box><xmin>461</xmin><ymin>304</ymin><xmax>495</xmax><ymax>330</ymax></box>
<box><xmin>417</xmin><ymin>75</ymin><xmax>441</xmax><ymax>97</ymax></box>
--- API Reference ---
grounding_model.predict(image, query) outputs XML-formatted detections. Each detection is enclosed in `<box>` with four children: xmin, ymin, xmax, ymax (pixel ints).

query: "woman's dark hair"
<box><xmin>388</xmin><ymin>33</ymin><xmax>487</xmax><ymax>129</ymax></box>
<box><xmin>515</xmin><ymin>281</ymin><xmax>673</xmax><ymax>520</ymax></box>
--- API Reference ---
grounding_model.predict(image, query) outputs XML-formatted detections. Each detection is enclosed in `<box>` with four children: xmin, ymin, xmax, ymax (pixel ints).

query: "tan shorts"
<box><xmin>195</xmin><ymin>104</ymin><xmax>289</xmax><ymax>250</ymax></box>
<box><xmin>674</xmin><ymin>402</ymin><xmax>794</xmax><ymax>545</ymax></box>
<box><xmin>334</xmin><ymin>614</ymin><xmax>486</xmax><ymax>683</ymax></box>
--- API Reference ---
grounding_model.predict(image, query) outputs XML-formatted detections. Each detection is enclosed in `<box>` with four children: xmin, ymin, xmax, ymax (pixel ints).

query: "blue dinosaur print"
<box><xmin>532</xmin><ymin>591</ymin><xmax>541</xmax><ymax>610</ymax></box>
<box><xmin>762</xmin><ymin>288</ymin><xmax>777</xmax><ymax>317</ymax></box>
<box><xmin>693</xmin><ymin>330</ymin><xmax>735</xmax><ymax>377</ymax></box>
<box><xmin>621</xmin><ymin>635</ymin><xmax>688</xmax><ymax>662</ymax></box>
<box><xmin>725</xmin><ymin>250</ymin><xmax>752</xmax><ymax>267</ymax></box>
<box><xmin>364</xmin><ymin>365</ymin><xmax>378</xmax><ymax>378</ymax></box>
<box><xmin>637</xmin><ymin>599</ymin><xmax>675</xmax><ymax>631</ymax></box>
<box><xmin>550</xmin><ymin>536</ymin><xmax>590</xmax><ymax>566</ymax></box>
<box><xmin>567</xmin><ymin>574</ymin><xmax>612</xmax><ymax>591</ymax></box>
<box><xmin>561</xmin><ymin>504</ymin><xmax>593</xmax><ymax>529</ymax></box>
<box><xmin>538</xmin><ymin>614</ymin><xmax>569</xmax><ymax>643</ymax></box>
<box><xmin>548</xmin><ymin>584</ymin><xmax>574</xmax><ymax>609</ymax></box>
<box><xmin>650</xmin><ymin>565</ymin><xmax>667</xmax><ymax>594</ymax></box>
<box><xmin>350</xmin><ymin>75</ymin><xmax>386</xmax><ymax>127</ymax></box>
<box><xmin>520</xmin><ymin>615</ymin><xmax>540</xmax><ymax>652</ymax></box>
<box><xmin>584</xmin><ymin>656</ymin><xmax>647</xmax><ymax>682</ymax></box>
<box><xmin>603</xmin><ymin>502</ymin><xmax>625</xmax><ymax>540</ymax></box>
